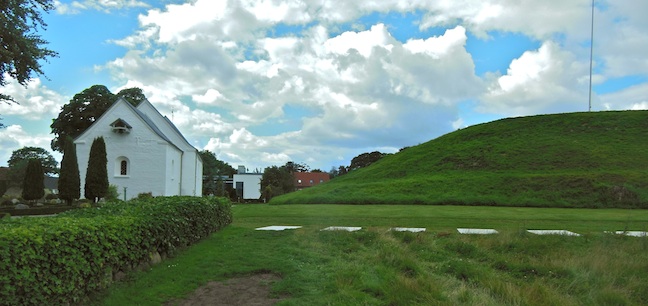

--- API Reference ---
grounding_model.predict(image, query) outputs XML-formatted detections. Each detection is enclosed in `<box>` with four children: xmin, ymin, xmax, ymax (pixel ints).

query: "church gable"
<box><xmin>136</xmin><ymin>100</ymin><xmax>196</xmax><ymax>152</ymax></box>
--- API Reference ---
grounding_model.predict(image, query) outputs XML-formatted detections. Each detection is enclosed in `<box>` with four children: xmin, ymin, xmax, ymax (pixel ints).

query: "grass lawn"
<box><xmin>94</xmin><ymin>204</ymin><xmax>648</xmax><ymax>305</ymax></box>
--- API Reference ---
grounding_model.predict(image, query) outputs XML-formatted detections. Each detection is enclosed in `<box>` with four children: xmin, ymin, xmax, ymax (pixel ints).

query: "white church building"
<box><xmin>75</xmin><ymin>98</ymin><xmax>202</xmax><ymax>200</ymax></box>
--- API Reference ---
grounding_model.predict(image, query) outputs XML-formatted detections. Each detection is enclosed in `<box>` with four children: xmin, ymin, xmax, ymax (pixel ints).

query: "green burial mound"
<box><xmin>273</xmin><ymin>110</ymin><xmax>648</xmax><ymax>208</ymax></box>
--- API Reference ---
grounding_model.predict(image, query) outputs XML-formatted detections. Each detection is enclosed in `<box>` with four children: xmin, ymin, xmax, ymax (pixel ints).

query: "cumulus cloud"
<box><xmin>600</xmin><ymin>83</ymin><xmax>648</xmax><ymax>111</ymax></box>
<box><xmin>0</xmin><ymin>125</ymin><xmax>61</xmax><ymax>167</ymax></box>
<box><xmin>0</xmin><ymin>75</ymin><xmax>68</xmax><ymax>120</ymax></box>
<box><xmin>480</xmin><ymin>42</ymin><xmax>592</xmax><ymax>116</ymax></box>
<box><xmin>55</xmin><ymin>0</ymin><xmax>148</xmax><ymax>14</ymax></box>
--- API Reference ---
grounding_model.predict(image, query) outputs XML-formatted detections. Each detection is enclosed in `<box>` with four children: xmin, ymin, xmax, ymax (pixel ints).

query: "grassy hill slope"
<box><xmin>273</xmin><ymin>111</ymin><xmax>648</xmax><ymax>208</ymax></box>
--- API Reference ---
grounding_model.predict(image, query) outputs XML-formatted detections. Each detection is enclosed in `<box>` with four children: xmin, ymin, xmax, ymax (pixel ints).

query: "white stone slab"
<box><xmin>390</xmin><ymin>227</ymin><xmax>426</xmax><ymax>233</ymax></box>
<box><xmin>614</xmin><ymin>231</ymin><xmax>647</xmax><ymax>237</ymax></box>
<box><xmin>457</xmin><ymin>228</ymin><xmax>499</xmax><ymax>234</ymax></box>
<box><xmin>527</xmin><ymin>230</ymin><xmax>580</xmax><ymax>236</ymax></box>
<box><xmin>255</xmin><ymin>225</ymin><xmax>302</xmax><ymax>231</ymax></box>
<box><xmin>321</xmin><ymin>226</ymin><xmax>362</xmax><ymax>232</ymax></box>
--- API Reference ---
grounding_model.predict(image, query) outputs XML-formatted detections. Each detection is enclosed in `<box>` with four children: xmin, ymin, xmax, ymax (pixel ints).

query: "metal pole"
<box><xmin>588</xmin><ymin>0</ymin><xmax>594</xmax><ymax>112</ymax></box>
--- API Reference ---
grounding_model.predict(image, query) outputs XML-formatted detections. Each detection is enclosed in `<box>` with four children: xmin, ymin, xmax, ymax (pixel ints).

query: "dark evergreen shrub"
<box><xmin>22</xmin><ymin>159</ymin><xmax>44</xmax><ymax>201</ymax></box>
<box><xmin>84</xmin><ymin>137</ymin><xmax>108</xmax><ymax>203</ymax></box>
<box><xmin>58</xmin><ymin>136</ymin><xmax>80</xmax><ymax>204</ymax></box>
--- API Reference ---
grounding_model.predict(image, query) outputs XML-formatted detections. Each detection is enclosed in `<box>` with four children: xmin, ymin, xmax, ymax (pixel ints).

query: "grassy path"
<box><xmin>95</xmin><ymin>204</ymin><xmax>648</xmax><ymax>305</ymax></box>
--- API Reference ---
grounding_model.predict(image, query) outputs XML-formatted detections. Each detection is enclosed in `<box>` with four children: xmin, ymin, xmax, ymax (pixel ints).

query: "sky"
<box><xmin>1</xmin><ymin>0</ymin><xmax>647</xmax><ymax>172</ymax></box>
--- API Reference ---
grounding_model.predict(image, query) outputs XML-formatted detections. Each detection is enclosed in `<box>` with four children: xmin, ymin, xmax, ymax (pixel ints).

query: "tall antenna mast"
<box><xmin>588</xmin><ymin>0</ymin><xmax>595</xmax><ymax>112</ymax></box>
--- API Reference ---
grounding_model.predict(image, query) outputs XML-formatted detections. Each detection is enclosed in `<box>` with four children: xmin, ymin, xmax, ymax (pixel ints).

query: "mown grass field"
<box><xmin>95</xmin><ymin>204</ymin><xmax>648</xmax><ymax>305</ymax></box>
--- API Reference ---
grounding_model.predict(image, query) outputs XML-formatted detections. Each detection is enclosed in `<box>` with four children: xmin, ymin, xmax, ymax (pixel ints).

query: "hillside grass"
<box><xmin>273</xmin><ymin>111</ymin><xmax>648</xmax><ymax>208</ymax></box>
<box><xmin>94</xmin><ymin>204</ymin><xmax>648</xmax><ymax>305</ymax></box>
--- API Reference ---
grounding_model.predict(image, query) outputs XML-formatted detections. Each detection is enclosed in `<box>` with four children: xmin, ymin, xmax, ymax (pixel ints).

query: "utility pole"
<box><xmin>588</xmin><ymin>0</ymin><xmax>594</xmax><ymax>112</ymax></box>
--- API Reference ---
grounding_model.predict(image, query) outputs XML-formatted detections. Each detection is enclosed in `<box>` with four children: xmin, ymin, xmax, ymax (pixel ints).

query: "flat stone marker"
<box><xmin>614</xmin><ymin>231</ymin><xmax>647</xmax><ymax>237</ymax></box>
<box><xmin>390</xmin><ymin>227</ymin><xmax>426</xmax><ymax>233</ymax></box>
<box><xmin>527</xmin><ymin>230</ymin><xmax>580</xmax><ymax>236</ymax></box>
<box><xmin>321</xmin><ymin>226</ymin><xmax>362</xmax><ymax>232</ymax></box>
<box><xmin>457</xmin><ymin>228</ymin><xmax>498</xmax><ymax>234</ymax></box>
<box><xmin>255</xmin><ymin>226</ymin><xmax>302</xmax><ymax>231</ymax></box>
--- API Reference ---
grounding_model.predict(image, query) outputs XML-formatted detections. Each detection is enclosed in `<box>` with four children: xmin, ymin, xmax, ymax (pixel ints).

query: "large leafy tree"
<box><xmin>58</xmin><ymin>136</ymin><xmax>80</xmax><ymax>204</ymax></box>
<box><xmin>7</xmin><ymin>146</ymin><xmax>58</xmax><ymax>187</ymax></box>
<box><xmin>260</xmin><ymin>165</ymin><xmax>294</xmax><ymax>201</ymax></box>
<box><xmin>50</xmin><ymin>85</ymin><xmax>146</xmax><ymax>152</ymax></box>
<box><xmin>0</xmin><ymin>0</ymin><xmax>58</xmax><ymax>107</ymax></box>
<box><xmin>84</xmin><ymin>137</ymin><xmax>108</xmax><ymax>203</ymax></box>
<box><xmin>22</xmin><ymin>159</ymin><xmax>44</xmax><ymax>201</ymax></box>
<box><xmin>8</xmin><ymin>146</ymin><xmax>58</xmax><ymax>175</ymax></box>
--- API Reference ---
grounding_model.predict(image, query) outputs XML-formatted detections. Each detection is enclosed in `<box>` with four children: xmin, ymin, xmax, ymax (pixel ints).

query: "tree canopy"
<box><xmin>50</xmin><ymin>85</ymin><xmax>146</xmax><ymax>152</ymax></box>
<box><xmin>260</xmin><ymin>165</ymin><xmax>294</xmax><ymax>201</ymax></box>
<box><xmin>8</xmin><ymin>146</ymin><xmax>58</xmax><ymax>175</ymax></box>
<box><xmin>6</xmin><ymin>146</ymin><xmax>57</xmax><ymax>187</ymax></box>
<box><xmin>0</xmin><ymin>0</ymin><xmax>58</xmax><ymax>105</ymax></box>
<box><xmin>199</xmin><ymin>150</ymin><xmax>236</xmax><ymax>196</ymax></box>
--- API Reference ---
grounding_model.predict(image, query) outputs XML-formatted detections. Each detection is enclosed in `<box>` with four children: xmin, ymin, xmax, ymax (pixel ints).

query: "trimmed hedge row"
<box><xmin>0</xmin><ymin>196</ymin><xmax>232</xmax><ymax>305</ymax></box>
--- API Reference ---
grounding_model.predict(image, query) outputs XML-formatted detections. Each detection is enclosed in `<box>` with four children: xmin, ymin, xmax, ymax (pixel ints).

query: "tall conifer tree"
<box><xmin>22</xmin><ymin>159</ymin><xmax>45</xmax><ymax>201</ymax></box>
<box><xmin>84</xmin><ymin>137</ymin><xmax>108</xmax><ymax>203</ymax></box>
<box><xmin>58</xmin><ymin>137</ymin><xmax>80</xmax><ymax>204</ymax></box>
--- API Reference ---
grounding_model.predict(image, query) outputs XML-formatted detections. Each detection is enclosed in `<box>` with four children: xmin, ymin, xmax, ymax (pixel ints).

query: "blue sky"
<box><xmin>1</xmin><ymin>0</ymin><xmax>647</xmax><ymax>172</ymax></box>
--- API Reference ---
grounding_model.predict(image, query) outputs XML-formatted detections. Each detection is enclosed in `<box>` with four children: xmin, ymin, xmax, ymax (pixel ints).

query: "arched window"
<box><xmin>115</xmin><ymin>156</ymin><xmax>130</xmax><ymax>177</ymax></box>
<box><xmin>120</xmin><ymin>160</ymin><xmax>128</xmax><ymax>175</ymax></box>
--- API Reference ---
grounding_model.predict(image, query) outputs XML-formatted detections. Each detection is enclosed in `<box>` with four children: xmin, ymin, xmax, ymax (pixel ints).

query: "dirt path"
<box><xmin>165</xmin><ymin>273</ymin><xmax>284</xmax><ymax>306</ymax></box>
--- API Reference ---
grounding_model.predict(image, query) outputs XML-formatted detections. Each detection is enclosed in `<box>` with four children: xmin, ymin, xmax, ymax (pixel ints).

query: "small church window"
<box><xmin>115</xmin><ymin>156</ymin><xmax>130</xmax><ymax>177</ymax></box>
<box><xmin>121</xmin><ymin>160</ymin><xmax>128</xmax><ymax>175</ymax></box>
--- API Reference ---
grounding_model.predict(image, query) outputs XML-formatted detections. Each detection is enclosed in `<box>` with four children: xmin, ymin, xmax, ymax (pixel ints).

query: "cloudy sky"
<box><xmin>1</xmin><ymin>0</ymin><xmax>647</xmax><ymax>172</ymax></box>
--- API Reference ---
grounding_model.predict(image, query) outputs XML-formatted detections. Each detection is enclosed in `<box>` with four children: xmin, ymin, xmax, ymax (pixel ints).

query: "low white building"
<box><xmin>75</xmin><ymin>98</ymin><xmax>202</xmax><ymax>200</ymax></box>
<box><xmin>232</xmin><ymin>166</ymin><xmax>262</xmax><ymax>200</ymax></box>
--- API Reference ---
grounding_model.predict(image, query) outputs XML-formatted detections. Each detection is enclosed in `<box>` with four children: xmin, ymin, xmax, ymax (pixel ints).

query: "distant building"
<box><xmin>232</xmin><ymin>165</ymin><xmax>262</xmax><ymax>201</ymax></box>
<box><xmin>294</xmin><ymin>172</ymin><xmax>330</xmax><ymax>191</ymax></box>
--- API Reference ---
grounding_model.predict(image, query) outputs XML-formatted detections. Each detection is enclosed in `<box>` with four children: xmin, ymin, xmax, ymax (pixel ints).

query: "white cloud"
<box><xmin>324</xmin><ymin>24</ymin><xmax>395</xmax><ymax>57</ymax></box>
<box><xmin>0</xmin><ymin>125</ymin><xmax>61</xmax><ymax>167</ymax></box>
<box><xmin>600</xmin><ymin>83</ymin><xmax>648</xmax><ymax>111</ymax></box>
<box><xmin>55</xmin><ymin>0</ymin><xmax>148</xmax><ymax>14</ymax></box>
<box><xmin>0</xmin><ymin>76</ymin><xmax>68</xmax><ymax>120</ymax></box>
<box><xmin>480</xmin><ymin>42</ymin><xmax>591</xmax><ymax>116</ymax></box>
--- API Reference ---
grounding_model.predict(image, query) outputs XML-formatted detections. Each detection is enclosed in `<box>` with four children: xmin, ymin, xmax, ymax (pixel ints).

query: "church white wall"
<box><xmin>164</xmin><ymin>146</ymin><xmax>182</xmax><ymax>196</ymax></box>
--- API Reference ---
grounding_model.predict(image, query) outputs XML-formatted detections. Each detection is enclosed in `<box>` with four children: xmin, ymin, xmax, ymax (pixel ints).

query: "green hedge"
<box><xmin>0</xmin><ymin>196</ymin><xmax>232</xmax><ymax>305</ymax></box>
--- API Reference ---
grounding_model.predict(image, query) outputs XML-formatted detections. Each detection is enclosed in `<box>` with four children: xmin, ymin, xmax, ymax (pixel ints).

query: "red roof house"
<box><xmin>294</xmin><ymin>172</ymin><xmax>330</xmax><ymax>190</ymax></box>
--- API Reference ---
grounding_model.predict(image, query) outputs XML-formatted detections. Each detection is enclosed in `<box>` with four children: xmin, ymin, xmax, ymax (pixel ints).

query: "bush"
<box><xmin>0</xmin><ymin>196</ymin><xmax>232</xmax><ymax>305</ymax></box>
<box><xmin>137</xmin><ymin>192</ymin><xmax>153</xmax><ymax>199</ymax></box>
<box><xmin>45</xmin><ymin>193</ymin><xmax>58</xmax><ymax>200</ymax></box>
<box><xmin>106</xmin><ymin>185</ymin><xmax>120</xmax><ymax>201</ymax></box>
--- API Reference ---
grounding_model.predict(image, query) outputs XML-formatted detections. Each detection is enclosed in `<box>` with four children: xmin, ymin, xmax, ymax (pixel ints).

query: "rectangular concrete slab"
<box><xmin>615</xmin><ymin>231</ymin><xmax>647</xmax><ymax>237</ymax></box>
<box><xmin>390</xmin><ymin>227</ymin><xmax>426</xmax><ymax>233</ymax></box>
<box><xmin>321</xmin><ymin>226</ymin><xmax>362</xmax><ymax>232</ymax></box>
<box><xmin>457</xmin><ymin>228</ymin><xmax>499</xmax><ymax>234</ymax></box>
<box><xmin>255</xmin><ymin>226</ymin><xmax>302</xmax><ymax>231</ymax></box>
<box><xmin>527</xmin><ymin>230</ymin><xmax>581</xmax><ymax>236</ymax></box>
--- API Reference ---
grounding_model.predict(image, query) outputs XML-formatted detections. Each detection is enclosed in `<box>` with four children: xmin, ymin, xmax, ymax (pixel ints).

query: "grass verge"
<box><xmin>94</xmin><ymin>204</ymin><xmax>648</xmax><ymax>305</ymax></box>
